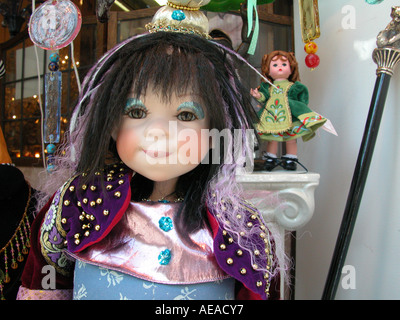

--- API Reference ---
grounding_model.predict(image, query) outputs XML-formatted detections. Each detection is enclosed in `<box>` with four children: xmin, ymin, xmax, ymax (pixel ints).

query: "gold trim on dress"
<box><xmin>0</xmin><ymin>186</ymin><xmax>32</xmax><ymax>300</ymax></box>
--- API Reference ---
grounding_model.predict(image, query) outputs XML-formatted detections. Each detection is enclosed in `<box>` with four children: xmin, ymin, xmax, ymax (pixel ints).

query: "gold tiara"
<box><xmin>145</xmin><ymin>0</ymin><xmax>211</xmax><ymax>39</ymax></box>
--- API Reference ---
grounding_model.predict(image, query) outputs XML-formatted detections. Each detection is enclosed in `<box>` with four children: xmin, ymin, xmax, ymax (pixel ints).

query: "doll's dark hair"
<box><xmin>46</xmin><ymin>32</ymin><xmax>258</xmax><ymax>238</ymax></box>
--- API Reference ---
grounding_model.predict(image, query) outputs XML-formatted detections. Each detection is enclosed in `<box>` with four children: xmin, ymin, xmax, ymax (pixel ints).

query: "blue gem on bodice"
<box><xmin>158</xmin><ymin>249</ymin><xmax>172</xmax><ymax>265</ymax></box>
<box><xmin>158</xmin><ymin>216</ymin><xmax>173</xmax><ymax>232</ymax></box>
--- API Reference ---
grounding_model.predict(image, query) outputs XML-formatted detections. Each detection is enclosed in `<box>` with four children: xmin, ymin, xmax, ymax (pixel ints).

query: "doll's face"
<box><xmin>269</xmin><ymin>56</ymin><xmax>292</xmax><ymax>81</ymax></box>
<box><xmin>115</xmin><ymin>84</ymin><xmax>211</xmax><ymax>182</ymax></box>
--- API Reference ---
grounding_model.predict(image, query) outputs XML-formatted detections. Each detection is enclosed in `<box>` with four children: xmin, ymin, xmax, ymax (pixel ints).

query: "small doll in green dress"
<box><xmin>250</xmin><ymin>50</ymin><xmax>327</xmax><ymax>171</ymax></box>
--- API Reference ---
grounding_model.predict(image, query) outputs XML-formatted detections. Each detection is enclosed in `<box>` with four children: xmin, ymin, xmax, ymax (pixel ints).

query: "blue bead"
<box><xmin>49</xmin><ymin>53</ymin><xmax>60</xmax><ymax>63</ymax></box>
<box><xmin>158</xmin><ymin>249</ymin><xmax>172</xmax><ymax>265</ymax></box>
<box><xmin>172</xmin><ymin>10</ymin><xmax>186</xmax><ymax>21</ymax></box>
<box><xmin>48</xmin><ymin>61</ymin><xmax>59</xmax><ymax>71</ymax></box>
<box><xmin>159</xmin><ymin>216</ymin><xmax>173</xmax><ymax>232</ymax></box>
<box><xmin>47</xmin><ymin>163</ymin><xmax>56</xmax><ymax>173</ymax></box>
<box><xmin>365</xmin><ymin>0</ymin><xmax>384</xmax><ymax>4</ymax></box>
<box><xmin>46</xmin><ymin>143</ymin><xmax>56</xmax><ymax>154</ymax></box>
<box><xmin>158</xmin><ymin>199</ymin><xmax>170</xmax><ymax>203</ymax></box>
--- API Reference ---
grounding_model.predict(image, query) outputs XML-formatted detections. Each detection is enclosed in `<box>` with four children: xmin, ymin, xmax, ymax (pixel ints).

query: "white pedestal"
<box><xmin>237</xmin><ymin>171</ymin><xmax>320</xmax><ymax>230</ymax></box>
<box><xmin>237</xmin><ymin>171</ymin><xmax>320</xmax><ymax>299</ymax></box>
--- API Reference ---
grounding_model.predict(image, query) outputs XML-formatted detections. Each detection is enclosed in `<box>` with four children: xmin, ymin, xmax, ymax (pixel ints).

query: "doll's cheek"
<box><xmin>116</xmin><ymin>130</ymin><xmax>140</xmax><ymax>160</ymax></box>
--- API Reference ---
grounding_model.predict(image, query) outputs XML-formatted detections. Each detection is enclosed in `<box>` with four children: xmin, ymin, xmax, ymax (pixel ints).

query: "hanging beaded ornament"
<box><xmin>0</xmin><ymin>187</ymin><xmax>32</xmax><ymax>300</ymax></box>
<box><xmin>29</xmin><ymin>0</ymin><xmax>81</xmax><ymax>172</ymax></box>
<box><xmin>299</xmin><ymin>0</ymin><xmax>321</xmax><ymax>70</ymax></box>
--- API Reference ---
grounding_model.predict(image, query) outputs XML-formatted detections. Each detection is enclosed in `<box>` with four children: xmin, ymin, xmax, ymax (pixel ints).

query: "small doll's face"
<box><xmin>115</xmin><ymin>84</ymin><xmax>211</xmax><ymax>182</ymax></box>
<box><xmin>269</xmin><ymin>56</ymin><xmax>292</xmax><ymax>81</ymax></box>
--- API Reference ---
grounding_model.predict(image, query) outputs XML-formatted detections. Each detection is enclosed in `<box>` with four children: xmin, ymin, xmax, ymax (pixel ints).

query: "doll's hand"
<box><xmin>250</xmin><ymin>88</ymin><xmax>262</xmax><ymax>100</ymax></box>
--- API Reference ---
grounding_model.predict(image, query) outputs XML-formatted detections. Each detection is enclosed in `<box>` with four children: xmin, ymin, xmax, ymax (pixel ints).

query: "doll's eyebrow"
<box><xmin>125</xmin><ymin>98</ymin><xmax>147</xmax><ymax>112</ymax></box>
<box><xmin>177</xmin><ymin>101</ymin><xmax>205</xmax><ymax>119</ymax></box>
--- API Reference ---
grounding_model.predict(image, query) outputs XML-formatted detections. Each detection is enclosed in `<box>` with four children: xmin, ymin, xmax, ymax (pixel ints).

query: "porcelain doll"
<box><xmin>250</xmin><ymin>50</ymin><xmax>327</xmax><ymax>171</ymax></box>
<box><xmin>17</xmin><ymin>1</ymin><xmax>285</xmax><ymax>300</ymax></box>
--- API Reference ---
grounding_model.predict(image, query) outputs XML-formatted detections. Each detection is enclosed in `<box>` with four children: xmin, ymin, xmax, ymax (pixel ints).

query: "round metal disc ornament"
<box><xmin>28</xmin><ymin>0</ymin><xmax>82</xmax><ymax>50</ymax></box>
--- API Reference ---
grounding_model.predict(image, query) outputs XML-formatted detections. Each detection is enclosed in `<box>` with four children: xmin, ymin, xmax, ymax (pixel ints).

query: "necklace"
<box><xmin>142</xmin><ymin>191</ymin><xmax>184</xmax><ymax>203</ymax></box>
<box><xmin>142</xmin><ymin>197</ymin><xmax>184</xmax><ymax>203</ymax></box>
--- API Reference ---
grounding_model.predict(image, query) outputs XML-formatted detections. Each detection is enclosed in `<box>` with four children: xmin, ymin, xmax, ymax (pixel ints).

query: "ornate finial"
<box><xmin>145</xmin><ymin>0</ymin><xmax>211</xmax><ymax>38</ymax></box>
<box><xmin>373</xmin><ymin>6</ymin><xmax>400</xmax><ymax>76</ymax></box>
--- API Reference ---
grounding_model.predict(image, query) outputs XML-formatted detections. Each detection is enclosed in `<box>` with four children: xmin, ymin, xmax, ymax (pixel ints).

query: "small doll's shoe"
<box><xmin>280</xmin><ymin>156</ymin><xmax>297</xmax><ymax>171</ymax></box>
<box><xmin>263</xmin><ymin>156</ymin><xmax>280</xmax><ymax>171</ymax></box>
<box><xmin>280</xmin><ymin>156</ymin><xmax>308</xmax><ymax>172</ymax></box>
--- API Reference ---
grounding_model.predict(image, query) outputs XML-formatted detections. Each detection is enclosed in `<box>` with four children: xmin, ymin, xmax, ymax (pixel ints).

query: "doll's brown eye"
<box><xmin>177</xmin><ymin>111</ymin><xmax>197</xmax><ymax>121</ymax></box>
<box><xmin>127</xmin><ymin>107</ymin><xmax>147</xmax><ymax>119</ymax></box>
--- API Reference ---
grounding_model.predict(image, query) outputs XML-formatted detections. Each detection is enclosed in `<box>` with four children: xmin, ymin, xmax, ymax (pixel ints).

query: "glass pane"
<box><xmin>59</xmin><ymin>70</ymin><xmax>79</xmax><ymax>117</ymax></box>
<box><xmin>19</xmin><ymin>78</ymin><xmax>43</xmax><ymax>107</ymax></box>
<box><xmin>22</xmin><ymin>94</ymin><xmax>41</xmax><ymax>120</ymax></box>
<box><xmin>4</xmin><ymin>121</ymin><xmax>21</xmax><ymax>158</ymax></box>
<box><xmin>79</xmin><ymin>24</ymin><xmax>97</xmax><ymax>68</ymax></box>
<box><xmin>118</xmin><ymin>17</ymin><xmax>153</xmax><ymax>42</ymax></box>
<box><xmin>69</xmin><ymin>69</ymin><xmax>80</xmax><ymax>108</ymax></box>
<box><xmin>60</xmin><ymin>113</ymin><xmax>69</xmax><ymax>145</ymax></box>
<box><xmin>22</xmin><ymin>119</ymin><xmax>42</xmax><ymax>158</ymax></box>
<box><xmin>5</xmin><ymin>42</ymin><xmax>23</xmax><ymax>82</ymax></box>
<box><xmin>23</xmin><ymin>43</ymin><xmax>47</xmax><ymax>79</ymax></box>
<box><xmin>59</xmin><ymin>46</ymin><xmax>71</xmax><ymax>71</ymax></box>
<box><xmin>4</xmin><ymin>83</ymin><xmax>19</xmax><ymax>120</ymax></box>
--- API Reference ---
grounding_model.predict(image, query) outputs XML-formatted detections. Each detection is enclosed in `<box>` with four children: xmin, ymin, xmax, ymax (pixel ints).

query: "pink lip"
<box><xmin>143</xmin><ymin>149</ymin><xmax>170</xmax><ymax>158</ymax></box>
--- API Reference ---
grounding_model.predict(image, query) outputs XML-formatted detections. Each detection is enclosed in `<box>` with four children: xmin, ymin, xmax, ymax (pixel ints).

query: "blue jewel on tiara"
<box><xmin>172</xmin><ymin>10</ymin><xmax>186</xmax><ymax>21</ymax></box>
<box><xmin>365</xmin><ymin>0</ymin><xmax>384</xmax><ymax>4</ymax></box>
<box><xmin>158</xmin><ymin>249</ymin><xmax>172</xmax><ymax>265</ymax></box>
<box><xmin>159</xmin><ymin>216</ymin><xmax>173</xmax><ymax>232</ymax></box>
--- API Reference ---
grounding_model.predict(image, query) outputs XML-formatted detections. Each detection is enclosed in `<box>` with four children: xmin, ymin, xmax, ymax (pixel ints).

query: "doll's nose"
<box><xmin>144</xmin><ymin>119</ymin><xmax>170</xmax><ymax>141</ymax></box>
<box><xmin>145</xmin><ymin>127</ymin><xmax>166</xmax><ymax>141</ymax></box>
